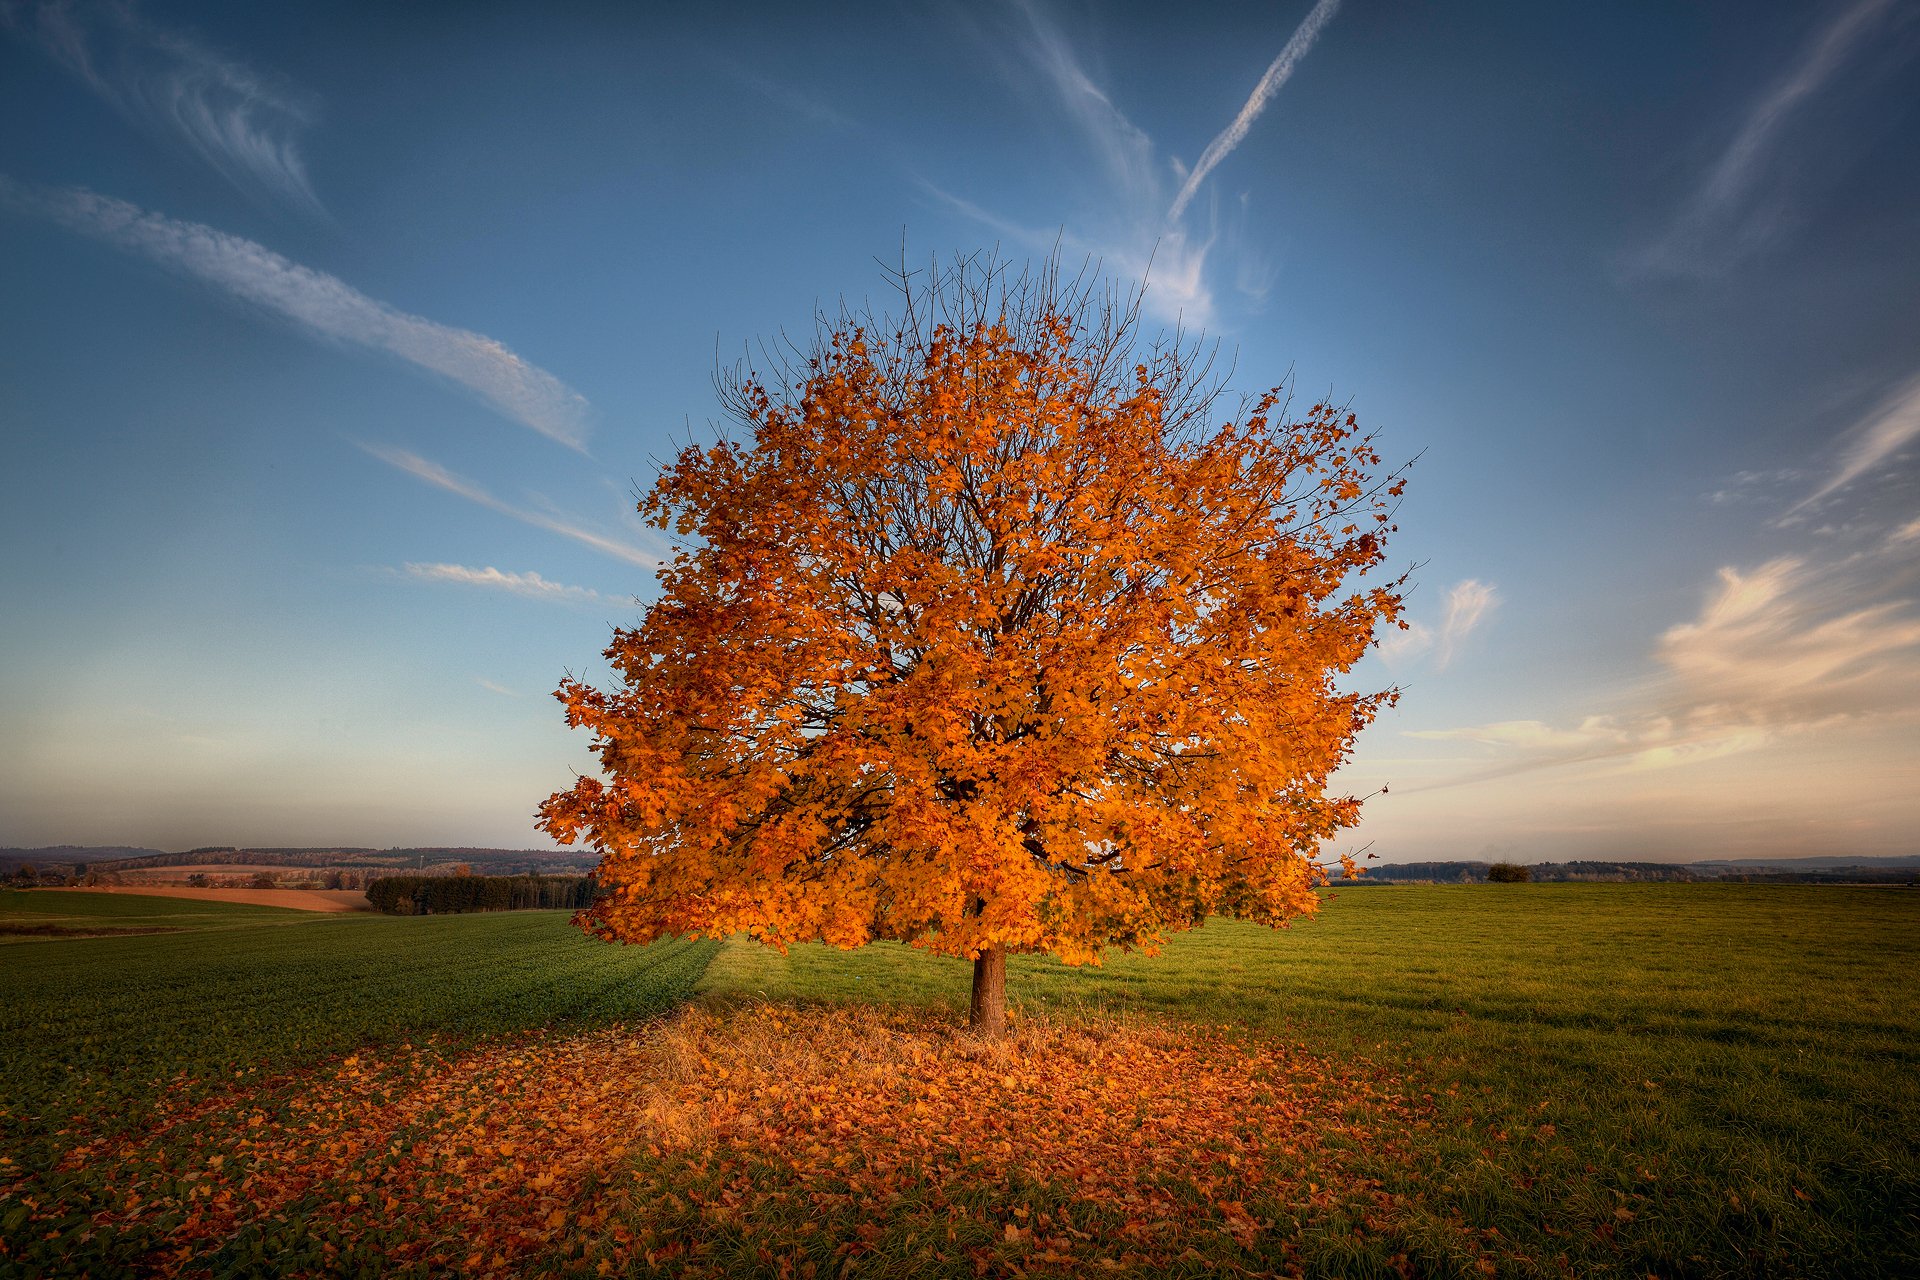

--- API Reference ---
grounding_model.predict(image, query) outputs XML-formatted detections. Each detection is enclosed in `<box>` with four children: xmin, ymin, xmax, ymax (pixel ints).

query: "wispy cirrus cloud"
<box><xmin>1014</xmin><ymin>0</ymin><xmax>1157</xmax><ymax>204</ymax></box>
<box><xmin>1377</xmin><ymin>578</ymin><xmax>1499</xmax><ymax>670</ymax></box>
<box><xmin>1</xmin><ymin>179</ymin><xmax>593</xmax><ymax>450</ymax></box>
<box><xmin>1164</xmin><ymin>0</ymin><xmax>1341</xmax><ymax>225</ymax></box>
<box><xmin>1787</xmin><ymin>369</ymin><xmax>1920</xmax><ymax>517</ymax></box>
<box><xmin>1406</xmin><ymin>549</ymin><xmax>1920</xmax><ymax>790</ymax></box>
<box><xmin>1630</xmin><ymin>0</ymin><xmax>1899</xmax><ymax>278</ymax></box>
<box><xmin>1435</xmin><ymin>579</ymin><xmax>1498</xmax><ymax>669</ymax></box>
<box><xmin>399</xmin><ymin>562</ymin><xmax>612</xmax><ymax>607</ymax></box>
<box><xmin>945</xmin><ymin>0</ymin><xmax>1343</xmax><ymax>327</ymax></box>
<box><xmin>359</xmin><ymin>443</ymin><xmax>661</xmax><ymax>569</ymax></box>
<box><xmin>2</xmin><ymin>0</ymin><xmax>325</xmax><ymax>219</ymax></box>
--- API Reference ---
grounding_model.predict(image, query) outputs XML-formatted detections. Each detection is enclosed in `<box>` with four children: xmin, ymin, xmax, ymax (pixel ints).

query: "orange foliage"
<box><xmin>542</xmin><ymin>257</ymin><xmax>1407</xmax><ymax>968</ymax></box>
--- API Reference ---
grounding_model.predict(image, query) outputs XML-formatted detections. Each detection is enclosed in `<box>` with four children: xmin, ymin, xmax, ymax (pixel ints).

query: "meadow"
<box><xmin>0</xmin><ymin>889</ymin><xmax>304</xmax><ymax>940</ymax></box>
<box><xmin>0</xmin><ymin>884</ymin><xmax>1914</xmax><ymax>1277</ymax></box>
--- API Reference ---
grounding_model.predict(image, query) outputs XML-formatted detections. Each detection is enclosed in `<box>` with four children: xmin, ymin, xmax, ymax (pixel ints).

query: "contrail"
<box><xmin>1166</xmin><ymin>0</ymin><xmax>1341</xmax><ymax>225</ymax></box>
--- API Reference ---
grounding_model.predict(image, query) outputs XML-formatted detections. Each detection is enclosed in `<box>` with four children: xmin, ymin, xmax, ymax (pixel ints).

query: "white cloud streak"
<box><xmin>359</xmin><ymin>443</ymin><xmax>661</xmax><ymax>568</ymax></box>
<box><xmin>1165</xmin><ymin>0</ymin><xmax>1341</xmax><ymax>225</ymax></box>
<box><xmin>967</xmin><ymin>0</ymin><xmax>1340</xmax><ymax>327</ymax></box>
<box><xmin>1375</xmin><ymin>578</ymin><xmax>1497</xmax><ymax>669</ymax></box>
<box><xmin>1407</xmin><ymin>550</ymin><xmax>1920</xmax><ymax>789</ymax></box>
<box><xmin>1435</xmin><ymin>579</ymin><xmax>1497</xmax><ymax>669</ymax></box>
<box><xmin>921</xmin><ymin>180</ymin><xmax>1216</xmax><ymax>327</ymax></box>
<box><xmin>1013</xmin><ymin>0</ymin><xmax>1158</xmax><ymax>205</ymax></box>
<box><xmin>401</xmin><ymin>562</ymin><xmax>609</xmax><ymax>607</ymax></box>
<box><xmin>1632</xmin><ymin>0</ymin><xmax>1896</xmax><ymax>277</ymax></box>
<box><xmin>1790</xmin><ymin>370</ymin><xmax>1920</xmax><ymax>514</ymax></box>
<box><xmin>2</xmin><ymin>0</ymin><xmax>326</xmax><ymax>219</ymax></box>
<box><xmin>0</xmin><ymin>179</ymin><xmax>592</xmax><ymax>450</ymax></box>
<box><xmin>1659</xmin><ymin>556</ymin><xmax>1920</xmax><ymax>711</ymax></box>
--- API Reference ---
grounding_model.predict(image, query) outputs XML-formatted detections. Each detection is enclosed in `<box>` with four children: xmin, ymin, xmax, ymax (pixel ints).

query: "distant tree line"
<box><xmin>71</xmin><ymin>847</ymin><xmax>591</xmax><ymax>875</ymax></box>
<box><xmin>365</xmin><ymin>874</ymin><xmax>597</xmax><ymax>915</ymax></box>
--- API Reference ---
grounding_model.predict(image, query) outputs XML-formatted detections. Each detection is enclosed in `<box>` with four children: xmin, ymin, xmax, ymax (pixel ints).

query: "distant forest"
<box><xmin>1356</xmin><ymin>859</ymin><xmax>1919</xmax><ymax>885</ymax></box>
<box><xmin>365</xmin><ymin>874</ymin><xmax>596</xmax><ymax>915</ymax></box>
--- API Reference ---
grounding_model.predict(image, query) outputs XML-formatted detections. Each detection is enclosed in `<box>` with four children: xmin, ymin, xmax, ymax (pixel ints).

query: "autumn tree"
<box><xmin>541</xmin><ymin>255</ymin><xmax>1407</xmax><ymax>1036</ymax></box>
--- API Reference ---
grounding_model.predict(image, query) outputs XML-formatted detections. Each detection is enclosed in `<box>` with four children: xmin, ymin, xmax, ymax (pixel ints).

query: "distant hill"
<box><xmin>3</xmin><ymin>846</ymin><xmax>595</xmax><ymax>878</ymax></box>
<box><xmin>1</xmin><ymin>846</ymin><xmax>167</xmax><ymax>873</ymax></box>
<box><xmin>1361</xmin><ymin>855</ymin><xmax>1918</xmax><ymax>884</ymax></box>
<box><xmin>1686</xmin><ymin>855</ymin><xmax>1920</xmax><ymax>870</ymax></box>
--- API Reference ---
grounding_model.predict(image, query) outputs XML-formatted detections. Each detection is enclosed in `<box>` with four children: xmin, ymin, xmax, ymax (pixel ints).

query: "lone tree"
<box><xmin>541</xmin><ymin>255</ymin><xmax>1408</xmax><ymax>1036</ymax></box>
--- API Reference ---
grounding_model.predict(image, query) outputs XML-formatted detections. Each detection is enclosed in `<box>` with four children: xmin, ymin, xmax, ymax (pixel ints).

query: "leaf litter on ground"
<box><xmin>2</xmin><ymin>1001</ymin><xmax>1472</xmax><ymax>1277</ymax></box>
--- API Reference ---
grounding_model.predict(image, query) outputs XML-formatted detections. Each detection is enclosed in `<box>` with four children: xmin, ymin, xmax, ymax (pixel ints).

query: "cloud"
<box><xmin>1409</xmin><ymin>718</ymin><xmax>1627</xmax><ymax>752</ymax></box>
<box><xmin>1659</xmin><ymin>557</ymin><xmax>1920</xmax><ymax>713</ymax></box>
<box><xmin>1375</xmin><ymin>578</ymin><xmax>1497</xmax><ymax>669</ymax></box>
<box><xmin>1788</xmin><ymin>369</ymin><xmax>1920</xmax><ymax>515</ymax></box>
<box><xmin>1</xmin><ymin>179</ymin><xmax>593</xmax><ymax>449</ymax></box>
<box><xmin>1374</xmin><ymin>619</ymin><xmax>1433</xmax><ymax>666</ymax></box>
<box><xmin>1631</xmin><ymin>0</ymin><xmax>1897</xmax><ymax>277</ymax></box>
<box><xmin>947</xmin><ymin>1</ymin><xmax>1340</xmax><ymax>328</ymax></box>
<box><xmin>1435</xmin><ymin>579</ymin><xmax>1497</xmax><ymax>669</ymax></box>
<box><xmin>2</xmin><ymin>0</ymin><xmax>325</xmax><ymax>218</ymax></box>
<box><xmin>400</xmin><ymin>562</ymin><xmax>611</xmax><ymax>607</ymax></box>
<box><xmin>359</xmin><ymin>443</ymin><xmax>662</xmax><ymax>568</ymax></box>
<box><xmin>1406</xmin><ymin>549</ymin><xmax>1920</xmax><ymax>790</ymax></box>
<box><xmin>475</xmin><ymin>678</ymin><xmax>520</xmax><ymax>698</ymax></box>
<box><xmin>1165</xmin><ymin>0</ymin><xmax>1342</xmax><ymax>224</ymax></box>
<box><xmin>921</xmin><ymin>181</ymin><xmax>1216</xmax><ymax>327</ymax></box>
<box><xmin>1012</xmin><ymin>0</ymin><xmax>1158</xmax><ymax>205</ymax></box>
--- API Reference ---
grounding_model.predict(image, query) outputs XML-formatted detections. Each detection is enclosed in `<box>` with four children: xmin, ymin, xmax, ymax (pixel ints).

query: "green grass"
<box><xmin>5</xmin><ymin>883</ymin><xmax>1914</xmax><ymax>1276</ymax></box>
<box><xmin>0</xmin><ymin>901</ymin><xmax>719</xmax><ymax>1143</ymax></box>
<box><xmin>698</xmin><ymin>883</ymin><xmax>1920</xmax><ymax>1277</ymax></box>
<box><xmin>0</xmin><ymin>888</ymin><xmax>306</xmax><ymax>940</ymax></box>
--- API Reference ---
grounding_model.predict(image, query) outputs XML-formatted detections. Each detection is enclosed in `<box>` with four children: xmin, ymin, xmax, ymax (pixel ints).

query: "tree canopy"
<box><xmin>541</xmin><ymin>256</ymin><xmax>1408</xmax><ymax>1032</ymax></box>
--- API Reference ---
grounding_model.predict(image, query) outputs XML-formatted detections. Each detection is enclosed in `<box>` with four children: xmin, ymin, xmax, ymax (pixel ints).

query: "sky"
<box><xmin>2</xmin><ymin>0</ymin><xmax>1917</xmax><ymax>861</ymax></box>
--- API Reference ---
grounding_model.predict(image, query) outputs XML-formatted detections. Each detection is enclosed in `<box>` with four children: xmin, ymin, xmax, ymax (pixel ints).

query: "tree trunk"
<box><xmin>970</xmin><ymin>943</ymin><xmax>1007</xmax><ymax>1038</ymax></box>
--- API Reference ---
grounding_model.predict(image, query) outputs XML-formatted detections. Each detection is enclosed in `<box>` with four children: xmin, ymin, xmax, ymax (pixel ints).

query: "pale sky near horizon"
<box><xmin>2</xmin><ymin>0</ymin><xmax>1917</xmax><ymax>861</ymax></box>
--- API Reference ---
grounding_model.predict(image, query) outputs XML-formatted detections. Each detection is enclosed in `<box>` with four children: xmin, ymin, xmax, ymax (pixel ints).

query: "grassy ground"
<box><xmin>0</xmin><ymin>893</ymin><xmax>719</xmax><ymax>1277</ymax></box>
<box><xmin>1</xmin><ymin>894</ymin><xmax>718</xmax><ymax>1130</ymax></box>
<box><xmin>0</xmin><ymin>887</ymin><xmax>304</xmax><ymax>940</ymax></box>
<box><xmin>695</xmin><ymin>883</ymin><xmax>1920</xmax><ymax>1277</ymax></box>
<box><xmin>2</xmin><ymin>884</ymin><xmax>1913</xmax><ymax>1277</ymax></box>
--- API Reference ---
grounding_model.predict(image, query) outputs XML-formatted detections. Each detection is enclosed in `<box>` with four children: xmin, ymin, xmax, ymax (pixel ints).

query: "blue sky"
<box><xmin>3</xmin><ymin>0</ymin><xmax>1917</xmax><ymax>859</ymax></box>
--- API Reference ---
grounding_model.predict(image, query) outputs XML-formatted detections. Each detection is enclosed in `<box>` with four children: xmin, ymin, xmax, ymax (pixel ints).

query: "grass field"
<box><xmin>0</xmin><ymin>886</ymin><xmax>307</xmax><ymax>940</ymax></box>
<box><xmin>0</xmin><ymin>884</ymin><xmax>1914</xmax><ymax>1277</ymax></box>
<box><xmin>697</xmin><ymin>883</ymin><xmax>1920</xmax><ymax>1276</ymax></box>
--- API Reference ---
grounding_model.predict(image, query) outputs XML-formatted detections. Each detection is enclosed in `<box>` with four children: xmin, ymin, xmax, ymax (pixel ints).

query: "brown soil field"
<box><xmin>51</xmin><ymin>886</ymin><xmax>371</xmax><ymax>912</ymax></box>
<box><xmin>112</xmin><ymin>864</ymin><xmax>335</xmax><ymax>881</ymax></box>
